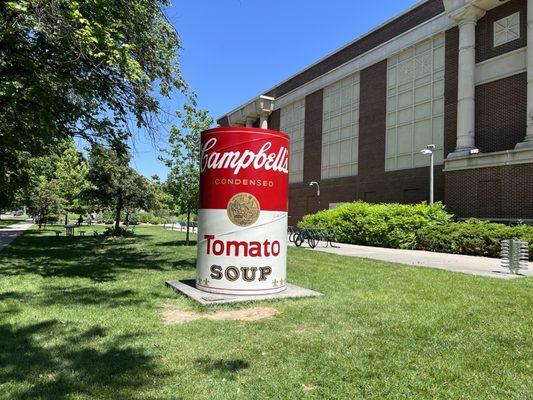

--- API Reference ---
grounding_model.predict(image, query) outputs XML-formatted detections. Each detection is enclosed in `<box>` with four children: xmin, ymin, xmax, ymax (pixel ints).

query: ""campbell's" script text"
<box><xmin>201</xmin><ymin>138</ymin><xmax>288</xmax><ymax>175</ymax></box>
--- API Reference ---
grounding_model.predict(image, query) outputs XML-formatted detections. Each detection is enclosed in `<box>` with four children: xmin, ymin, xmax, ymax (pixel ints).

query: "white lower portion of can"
<box><xmin>196</xmin><ymin>208</ymin><xmax>287</xmax><ymax>295</ymax></box>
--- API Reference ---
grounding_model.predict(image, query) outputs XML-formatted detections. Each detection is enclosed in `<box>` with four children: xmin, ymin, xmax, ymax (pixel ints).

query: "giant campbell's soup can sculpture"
<box><xmin>196</xmin><ymin>126</ymin><xmax>289</xmax><ymax>295</ymax></box>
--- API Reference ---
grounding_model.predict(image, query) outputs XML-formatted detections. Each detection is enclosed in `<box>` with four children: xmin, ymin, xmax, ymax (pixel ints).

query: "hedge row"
<box><xmin>417</xmin><ymin>219</ymin><xmax>533</xmax><ymax>259</ymax></box>
<box><xmin>298</xmin><ymin>202</ymin><xmax>533</xmax><ymax>260</ymax></box>
<box><xmin>299</xmin><ymin>202</ymin><xmax>452</xmax><ymax>249</ymax></box>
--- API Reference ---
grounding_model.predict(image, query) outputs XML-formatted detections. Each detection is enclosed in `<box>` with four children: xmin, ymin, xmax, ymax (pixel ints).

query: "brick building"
<box><xmin>218</xmin><ymin>0</ymin><xmax>533</xmax><ymax>223</ymax></box>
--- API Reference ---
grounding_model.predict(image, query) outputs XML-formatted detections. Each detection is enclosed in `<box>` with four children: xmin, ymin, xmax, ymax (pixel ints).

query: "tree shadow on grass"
<box><xmin>194</xmin><ymin>357</ymin><xmax>249</xmax><ymax>381</ymax></box>
<box><xmin>170</xmin><ymin>258</ymin><xmax>197</xmax><ymax>270</ymax></box>
<box><xmin>0</xmin><ymin>320</ymin><xmax>161</xmax><ymax>399</ymax></box>
<box><xmin>0</xmin><ymin>232</ymin><xmax>194</xmax><ymax>281</ymax></box>
<box><xmin>37</xmin><ymin>286</ymin><xmax>145</xmax><ymax>308</ymax></box>
<box><xmin>0</xmin><ymin>291</ymin><xmax>27</xmax><ymax>301</ymax></box>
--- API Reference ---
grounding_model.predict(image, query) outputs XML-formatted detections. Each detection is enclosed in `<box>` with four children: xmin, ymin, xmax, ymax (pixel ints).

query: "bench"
<box><xmin>79</xmin><ymin>231</ymin><xmax>86</xmax><ymax>237</ymax></box>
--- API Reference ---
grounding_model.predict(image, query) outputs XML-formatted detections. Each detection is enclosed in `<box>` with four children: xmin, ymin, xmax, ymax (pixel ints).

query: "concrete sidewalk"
<box><xmin>291</xmin><ymin>241</ymin><xmax>532</xmax><ymax>279</ymax></box>
<box><xmin>0</xmin><ymin>220</ymin><xmax>34</xmax><ymax>252</ymax></box>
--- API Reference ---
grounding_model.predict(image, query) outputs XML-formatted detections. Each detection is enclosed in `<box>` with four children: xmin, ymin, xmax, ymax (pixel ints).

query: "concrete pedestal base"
<box><xmin>166</xmin><ymin>280</ymin><xmax>322</xmax><ymax>306</ymax></box>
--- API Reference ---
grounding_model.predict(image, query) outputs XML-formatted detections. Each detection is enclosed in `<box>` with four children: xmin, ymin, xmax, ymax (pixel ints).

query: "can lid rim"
<box><xmin>202</xmin><ymin>126</ymin><xmax>289</xmax><ymax>140</ymax></box>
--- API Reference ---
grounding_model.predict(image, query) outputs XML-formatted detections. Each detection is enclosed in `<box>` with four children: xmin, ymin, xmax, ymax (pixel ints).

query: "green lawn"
<box><xmin>0</xmin><ymin>226</ymin><xmax>531</xmax><ymax>399</ymax></box>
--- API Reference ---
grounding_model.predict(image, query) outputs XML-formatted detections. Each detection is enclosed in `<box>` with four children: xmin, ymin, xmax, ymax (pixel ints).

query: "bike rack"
<box><xmin>287</xmin><ymin>227</ymin><xmax>340</xmax><ymax>249</ymax></box>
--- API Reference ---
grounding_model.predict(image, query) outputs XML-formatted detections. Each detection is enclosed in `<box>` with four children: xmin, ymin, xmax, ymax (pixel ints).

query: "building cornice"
<box><xmin>444</xmin><ymin>148</ymin><xmax>533</xmax><ymax>172</ymax></box>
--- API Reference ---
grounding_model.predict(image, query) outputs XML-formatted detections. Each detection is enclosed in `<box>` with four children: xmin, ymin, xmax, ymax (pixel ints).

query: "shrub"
<box><xmin>178</xmin><ymin>212</ymin><xmax>197</xmax><ymax>222</ymax></box>
<box><xmin>138</xmin><ymin>211</ymin><xmax>153</xmax><ymax>224</ymax></box>
<box><xmin>153</xmin><ymin>209</ymin><xmax>170</xmax><ymax>219</ymax></box>
<box><xmin>101</xmin><ymin>209</ymin><xmax>116</xmax><ymax>224</ymax></box>
<box><xmin>417</xmin><ymin>219</ymin><xmax>533</xmax><ymax>260</ymax></box>
<box><xmin>47</xmin><ymin>214</ymin><xmax>61</xmax><ymax>224</ymax></box>
<box><xmin>98</xmin><ymin>226</ymin><xmax>135</xmax><ymax>237</ymax></box>
<box><xmin>150</xmin><ymin>216</ymin><xmax>166</xmax><ymax>225</ymax></box>
<box><xmin>299</xmin><ymin>201</ymin><xmax>452</xmax><ymax>249</ymax></box>
<box><xmin>136</xmin><ymin>212</ymin><xmax>165</xmax><ymax>225</ymax></box>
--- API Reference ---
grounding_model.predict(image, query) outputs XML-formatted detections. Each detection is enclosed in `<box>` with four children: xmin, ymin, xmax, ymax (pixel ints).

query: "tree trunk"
<box><xmin>64</xmin><ymin>213</ymin><xmax>68</xmax><ymax>226</ymax></box>
<box><xmin>186</xmin><ymin>206</ymin><xmax>191</xmax><ymax>246</ymax></box>
<box><xmin>114</xmin><ymin>191</ymin><xmax>123</xmax><ymax>234</ymax></box>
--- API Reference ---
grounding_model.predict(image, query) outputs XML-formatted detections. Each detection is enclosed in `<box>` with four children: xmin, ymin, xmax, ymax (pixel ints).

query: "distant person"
<box><xmin>77</xmin><ymin>214</ymin><xmax>84</xmax><ymax>226</ymax></box>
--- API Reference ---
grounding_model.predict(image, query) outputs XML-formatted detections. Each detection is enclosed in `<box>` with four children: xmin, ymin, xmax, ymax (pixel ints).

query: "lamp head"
<box><xmin>309</xmin><ymin>181</ymin><xmax>320</xmax><ymax>197</ymax></box>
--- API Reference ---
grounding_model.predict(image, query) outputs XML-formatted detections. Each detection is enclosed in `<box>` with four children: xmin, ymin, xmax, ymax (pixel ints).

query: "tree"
<box><xmin>7</xmin><ymin>138</ymin><xmax>90</xmax><ymax>223</ymax></box>
<box><xmin>84</xmin><ymin>144</ymin><xmax>155</xmax><ymax>234</ymax></box>
<box><xmin>1</xmin><ymin>0</ymin><xmax>187</xmax><ymax>204</ymax></box>
<box><xmin>20</xmin><ymin>149</ymin><xmax>66</xmax><ymax>228</ymax></box>
<box><xmin>163</xmin><ymin>103</ymin><xmax>213</xmax><ymax>245</ymax></box>
<box><xmin>0</xmin><ymin>149</ymin><xmax>32</xmax><ymax>211</ymax></box>
<box><xmin>26</xmin><ymin>176</ymin><xmax>64</xmax><ymax>229</ymax></box>
<box><xmin>54</xmin><ymin>140</ymin><xmax>90</xmax><ymax>224</ymax></box>
<box><xmin>148</xmin><ymin>174</ymin><xmax>175</xmax><ymax>214</ymax></box>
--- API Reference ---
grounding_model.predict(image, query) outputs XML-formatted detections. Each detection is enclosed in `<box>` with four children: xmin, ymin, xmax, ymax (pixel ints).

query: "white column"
<box><xmin>456</xmin><ymin>19</ymin><xmax>477</xmax><ymax>150</ymax></box>
<box><xmin>259</xmin><ymin>112</ymin><xmax>269</xmax><ymax>129</ymax></box>
<box><xmin>449</xmin><ymin>6</ymin><xmax>485</xmax><ymax>156</ymax></box>
<box><xmin>517</xmin><ymin>0</ymin><xmax>533</xmax><ymax>148</ymax></box>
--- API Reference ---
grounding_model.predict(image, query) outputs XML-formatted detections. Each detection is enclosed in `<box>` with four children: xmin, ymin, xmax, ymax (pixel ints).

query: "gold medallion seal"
<box><xmin>227</xmin><ymin>193</ymin><xmax>260</xmax><ymax>227</ymax></box>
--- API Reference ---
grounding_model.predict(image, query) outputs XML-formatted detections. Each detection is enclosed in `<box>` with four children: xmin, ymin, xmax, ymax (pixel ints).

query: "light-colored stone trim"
<box><xmin>443</xmin><ymin>147</ymin><xmax>533</xmax><ymax>171</ymax></box>
<box><xmin>475</xmin><ymin>47</ymin><xmax>526</xmax><ymax>86</ymax></box>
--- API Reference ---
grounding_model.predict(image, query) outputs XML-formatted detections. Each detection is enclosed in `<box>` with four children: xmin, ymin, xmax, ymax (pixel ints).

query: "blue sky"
<box><xmin>129</xmin><ymin>0</ymin><xmax>421</xmax><ymax>179</ymax></box>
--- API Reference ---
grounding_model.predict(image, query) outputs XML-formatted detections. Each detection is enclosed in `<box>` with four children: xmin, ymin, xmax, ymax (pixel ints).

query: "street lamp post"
<box><xmin>309</xmin><ymin>181</ymin><xmax>320</xmax><ymax>197</ymax></box>
<box><xmin>309</xmin><ymin>181</ymin><xmax>321</xmax><ymax>206</ymax></box>
<box><xmin>420</xmin><ymin>144</ymin><xmax>435</xmax><ymax>204</ymax></box>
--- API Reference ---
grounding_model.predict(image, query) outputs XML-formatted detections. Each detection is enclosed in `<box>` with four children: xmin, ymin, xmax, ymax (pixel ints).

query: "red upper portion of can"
<box><xmin>200</xmin><ymin>127</ymin><xmax>289</xmax><ymax>211</ymax></box>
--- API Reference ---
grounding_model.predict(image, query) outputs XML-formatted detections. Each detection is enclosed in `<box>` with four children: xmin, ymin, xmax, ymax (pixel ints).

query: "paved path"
<box><xmin>291</xmin><ymin>241</ymin><xmax>533</xmax><ymax>279</ymax></box>
<box><xmin>0</xmin><ymin>220</ymin><xmax>34</xmax><ymax>251</ymax></box>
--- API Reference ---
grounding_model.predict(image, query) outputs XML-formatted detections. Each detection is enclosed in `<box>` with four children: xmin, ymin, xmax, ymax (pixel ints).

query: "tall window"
<box><xmin>386</xmin><ymin>34</ymin><xmax>445</xmax><ymax>171</ymax></box>
<box><xmin>322</xmin><ymin>73</ymin><xmax>360</xmax><ymax>179</ymax></box>
<box><xmin>280</xmin><ymin>99</ymin><xmax>305</xmax><ymax>183</ymax></box>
